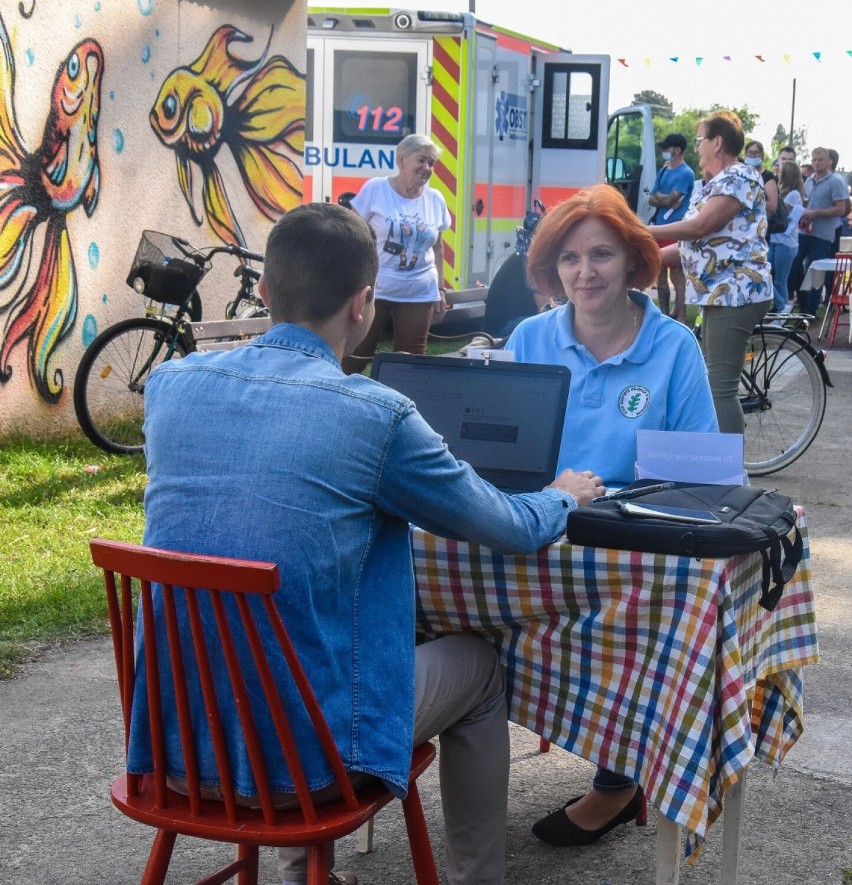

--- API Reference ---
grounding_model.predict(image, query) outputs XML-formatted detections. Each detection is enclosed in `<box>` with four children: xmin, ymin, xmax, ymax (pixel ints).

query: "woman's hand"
<box><xmin>436</xmin><ymin>287</ymin><xmax>449</xmax><ymax>315</ymax></box>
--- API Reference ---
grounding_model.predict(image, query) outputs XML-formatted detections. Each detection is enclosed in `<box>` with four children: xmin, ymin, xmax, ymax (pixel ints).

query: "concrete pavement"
<box><xmin>2</xmin><ymin>345</ymin><xmax>851</xmax><ymax>885</ymax></box>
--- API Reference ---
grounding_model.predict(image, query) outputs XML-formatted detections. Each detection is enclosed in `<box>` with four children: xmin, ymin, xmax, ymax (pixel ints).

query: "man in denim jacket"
<box><xmin>132</xmin><ymin>203</ymin><xmax>602</xmax><ymax>885</ymax></box>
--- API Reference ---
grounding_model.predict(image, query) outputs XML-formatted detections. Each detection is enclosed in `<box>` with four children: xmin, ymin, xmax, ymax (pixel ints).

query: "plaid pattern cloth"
<box><xmin>412</xmin><ymin>508</ymin><xmax>819</xmax><ymax>845</ymax></box>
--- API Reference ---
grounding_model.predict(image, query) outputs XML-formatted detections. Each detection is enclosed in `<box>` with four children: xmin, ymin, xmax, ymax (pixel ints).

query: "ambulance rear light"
<box><xmin>393</xmin><ymin>12</ymin><xmax>413</xmax><ymax>29</ymax></box>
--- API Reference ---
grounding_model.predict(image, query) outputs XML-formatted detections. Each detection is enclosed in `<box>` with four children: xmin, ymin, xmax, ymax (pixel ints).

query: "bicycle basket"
<box><xmin>126</xmin><ymin>231</ymin><xmax>206</xmax><ymax>305</ymax></box>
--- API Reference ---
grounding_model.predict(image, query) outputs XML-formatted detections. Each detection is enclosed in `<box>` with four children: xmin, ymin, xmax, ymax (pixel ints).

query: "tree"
<box><xmin>632</xmin><ymin>90</ymin><xmax>673</xmax><ymax>119</ymax></box>
<box><xmin>770</xmin><ymin>124</ymin><xmax>809</xmax><ymax>162</ymax></box>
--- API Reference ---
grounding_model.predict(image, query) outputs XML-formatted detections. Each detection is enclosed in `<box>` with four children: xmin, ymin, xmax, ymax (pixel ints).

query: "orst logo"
<box><xmin>494</xmin><ymin>91</ymin><xmax>528</xmax><ymax>142</ymax></box>
<box><xmin>618</xmin><ymin>386</ymin><xmax>650</xmax><ymax>418</ymax></box>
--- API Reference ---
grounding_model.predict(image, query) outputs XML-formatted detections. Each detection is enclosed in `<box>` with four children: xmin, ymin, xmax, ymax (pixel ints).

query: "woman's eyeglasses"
<box><xmin>694</xmin><ymin>136</ymin><xmax>707</xmax><ymax>149</ymax></box>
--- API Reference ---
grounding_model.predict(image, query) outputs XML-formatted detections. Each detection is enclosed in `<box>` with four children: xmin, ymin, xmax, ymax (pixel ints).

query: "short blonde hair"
<box><xmin>396</xmin><ymin>134</ymin><xmax>440</xmax><ymax>160</ymax></box>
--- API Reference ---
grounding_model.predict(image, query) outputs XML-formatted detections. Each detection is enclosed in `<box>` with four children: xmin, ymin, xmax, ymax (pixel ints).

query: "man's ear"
<box><xmin>258</xmin><ymin>274</ymin><xmax>270</xmax><ymax>309</ymax></box>
<box><xmin>350</xmin><ymin>285</ymin><xmax>372</xmax><ymax>323</ymax></box>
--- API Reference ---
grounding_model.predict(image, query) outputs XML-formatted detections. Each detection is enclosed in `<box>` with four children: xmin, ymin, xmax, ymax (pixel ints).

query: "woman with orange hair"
<box><xmin>506</xmin><ymin>183</ymin><xmax>718</xmax><ymax>847</ymax></box>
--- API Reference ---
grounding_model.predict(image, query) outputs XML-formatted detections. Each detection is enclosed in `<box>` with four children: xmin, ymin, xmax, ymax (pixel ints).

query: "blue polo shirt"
<box><xmin>650</xmin><ymin>163</ymin><xmax>696</xmax><ymax>224</ymax></box>
<box><xmin>506</xmin><ymin>292</ymin><xmax>719</xmax><ymax>485</ymax></box>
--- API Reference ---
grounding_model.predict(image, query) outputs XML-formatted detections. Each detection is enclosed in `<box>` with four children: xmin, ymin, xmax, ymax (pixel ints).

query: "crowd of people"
<box><xmin>128</xmin><ymin>116</ymin><xmax>850</xmax><ymax>885</ymax></box>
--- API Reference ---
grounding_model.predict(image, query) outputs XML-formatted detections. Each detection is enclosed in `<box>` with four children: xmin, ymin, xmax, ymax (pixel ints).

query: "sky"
<box><xmin>337</xmin><ymin>0</ymin><xmax>852</xmax><ymax>170</ymax></box>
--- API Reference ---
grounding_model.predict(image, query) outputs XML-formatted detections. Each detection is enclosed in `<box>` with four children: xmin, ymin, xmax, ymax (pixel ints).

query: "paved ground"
<box><xmin>2</xmin><ymin>339</ymin><xmax>851</xmax><ymax>885</ymax></box>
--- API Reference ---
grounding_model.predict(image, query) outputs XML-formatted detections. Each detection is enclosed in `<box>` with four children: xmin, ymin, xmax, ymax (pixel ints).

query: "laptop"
<box><xmin>371</xmin><ymin>353</ymin><xmax>570</xmax><ymax>494</ymax></box>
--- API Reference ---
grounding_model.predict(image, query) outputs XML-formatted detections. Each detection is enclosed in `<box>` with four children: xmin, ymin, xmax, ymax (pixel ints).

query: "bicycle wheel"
<box><xmin>73</xmin><ymin>317</ymin><xmax>187</xmax><ymax>455</ymax></box>
<box><xmin>740</xmin><ymin>328</ymin><xmax>826</xmax><ymax>475</ymax></box>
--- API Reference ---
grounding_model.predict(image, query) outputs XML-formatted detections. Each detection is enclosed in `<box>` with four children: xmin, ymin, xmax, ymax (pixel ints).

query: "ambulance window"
<box><xmin>542</xmin><ymin>65</ymin><xmax>600</xmax><ymax>150</ymax></box>
<box><xmin>333</xmin><ymin>51</ymin><xmax>417</xmax><ymax>145</ymax></box>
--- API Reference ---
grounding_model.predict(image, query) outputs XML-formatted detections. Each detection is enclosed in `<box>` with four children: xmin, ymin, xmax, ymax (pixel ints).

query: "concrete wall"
<box><xmin>0</xmin><ymin>0</ymin><xmax>305</xmax><ymax>438</ymax></box>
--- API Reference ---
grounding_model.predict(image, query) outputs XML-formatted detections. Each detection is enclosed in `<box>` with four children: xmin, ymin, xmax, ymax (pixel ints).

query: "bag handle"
<box><xmin>759</xmin><ymin>526</ymin><xmax>803</xmax><ymax>611</ymax></box>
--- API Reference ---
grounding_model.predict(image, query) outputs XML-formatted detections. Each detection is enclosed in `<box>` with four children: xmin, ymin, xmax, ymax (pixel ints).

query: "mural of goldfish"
<box><xmin>0</xmin><ymin>13</ymin><xmax>102</xmax><ymax>403</ymax></box>
<box><xmin>150</xmin><ymin>25</ymin><xmax>305</xmax><ymax>248</ymax></box>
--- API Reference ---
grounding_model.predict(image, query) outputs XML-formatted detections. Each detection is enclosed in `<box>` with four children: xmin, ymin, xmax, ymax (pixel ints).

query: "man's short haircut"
<box><xmin>701</xmin><ymin>110</ymin><xmax>744</xmax><ymax>158</ymax></box>
<box><xmin>263</xmin><ymin>204</ymin><xmax>378</xmax><ymax>324</ymax></box>
<box><xmin>526</xmin><ymin>184</ymin><xmax>662</xmax><ymax>298</ymax></box>
<box><xmin>779</xmin><ymin>145</ymin><xmax>796</xmax><ymax>159</ymax></box>
<box><xmin>828</xmin><ymin>148</ymin><xmax>839</xmax><ymax>170</ymax></box>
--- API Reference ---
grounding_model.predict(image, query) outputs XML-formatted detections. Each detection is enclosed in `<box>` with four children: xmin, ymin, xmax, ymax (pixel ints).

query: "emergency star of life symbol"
<box><xmin>619</xmin><ymin>386</ymin><xmax>650</xmax><ymax>418</ymax></box>
<box><xmin>495</xmin><ymin>92</ymin><xmax>509</xmax><ymax>140</ymax></box>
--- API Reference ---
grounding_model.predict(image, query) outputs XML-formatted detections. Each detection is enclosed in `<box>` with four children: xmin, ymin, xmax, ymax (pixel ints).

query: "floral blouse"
<box><xmin>680</xmin><ymin>163</ymin><xmax>772</xmax><ymax>307</ymax></box>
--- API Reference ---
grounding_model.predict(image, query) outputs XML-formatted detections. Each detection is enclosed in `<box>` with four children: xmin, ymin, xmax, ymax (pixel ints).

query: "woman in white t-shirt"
<box><xmin>342</xmin><ymin>135</ymin><xmax>451</xmax><ymax>374</ymax></box>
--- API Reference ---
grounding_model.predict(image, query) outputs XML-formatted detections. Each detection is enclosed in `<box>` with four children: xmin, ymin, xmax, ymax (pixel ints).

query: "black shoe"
<box><xmin>531</xmin><ymin>788</ymin><xmax>645</xmax><ymax>847</ymax></box>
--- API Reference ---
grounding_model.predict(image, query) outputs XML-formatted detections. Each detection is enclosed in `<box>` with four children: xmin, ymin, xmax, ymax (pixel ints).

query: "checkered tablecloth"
<box><xmin>412</xmin><ymin>509</ymin><xmax>819</xmax><ymax>843</ymax></box>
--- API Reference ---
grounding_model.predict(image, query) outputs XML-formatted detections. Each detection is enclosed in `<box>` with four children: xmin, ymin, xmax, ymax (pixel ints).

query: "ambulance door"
<box><xmin>530</xmin><ymin>54</ymin><xmax>611</xmax><ymax>209</ymax></box>
<box><xmin>306</xmin><ymin>37</ymin><xmax>430</xmax><ymax>205</ymax></box>
<box><xmin>606</xmin><ymin>104</ymin><xmax>657</xmax><ymax>222</ymax></box>
<box><xmin>468</xmin><ymin>33</ymin><xmax>497</xmax><ymax>285</ymax></box>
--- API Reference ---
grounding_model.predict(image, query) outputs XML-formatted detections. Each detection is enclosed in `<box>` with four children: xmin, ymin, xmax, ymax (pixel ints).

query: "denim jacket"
<box><xmin>128</xmin><ymin>324</ymin><xmax>575</xmax><ymax>797</ymax></box>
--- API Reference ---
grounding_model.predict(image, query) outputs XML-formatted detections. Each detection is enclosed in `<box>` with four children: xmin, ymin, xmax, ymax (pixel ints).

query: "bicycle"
<box><xmin>737</xmin><ymin>313</ymin><xmax>832</xmax><ymax>475</ymax></box>
<box><xmin>73</xmin><ymin>231</ymin><xmax>266</xmax><ymax>456</ymax></box>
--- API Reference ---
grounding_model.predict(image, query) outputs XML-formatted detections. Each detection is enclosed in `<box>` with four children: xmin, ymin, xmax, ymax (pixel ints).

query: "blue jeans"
<box><xmin>768</xmin><ymin>242</ymin><xmax>797</xmax><ymax>310</ymax></box>
<box><xmin>793</xmin><ymin>234</ymin><xmax>833</xmax><ymax>314</ymax></box>
<box><xmin>593</xmin><ymin>767</ymin><xmax>635</xmax><ymax>793</ymax></box>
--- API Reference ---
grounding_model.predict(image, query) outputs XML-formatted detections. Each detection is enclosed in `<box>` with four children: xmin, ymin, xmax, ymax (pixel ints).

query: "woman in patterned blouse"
<box><xmin>648</xmin><ymin>110</ymin><xmax>773</xmax><ymax>434</ymax></box>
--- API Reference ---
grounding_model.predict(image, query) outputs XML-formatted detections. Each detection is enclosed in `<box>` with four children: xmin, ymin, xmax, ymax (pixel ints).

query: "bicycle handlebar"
<box><xmin>170</xmin><ymin>236</ymin><xmax>263</xmax><ymax>266</ymax></box>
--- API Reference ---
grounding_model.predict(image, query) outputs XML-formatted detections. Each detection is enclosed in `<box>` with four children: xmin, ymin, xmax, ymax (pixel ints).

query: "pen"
<box><xmin>593</xmin><ymin>481</ymin><xmax>675</xmax><ymax>503</ymax></box>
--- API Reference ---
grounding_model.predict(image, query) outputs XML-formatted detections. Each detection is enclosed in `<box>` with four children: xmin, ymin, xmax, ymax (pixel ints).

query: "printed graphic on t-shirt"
<box><xmin>383</xmin><ymin>210</ymin><xmax>437</xmax><ymax>271</ymax></box>
<box><xmin>619</xmin><ymin>386</ymin><xmax>651</xmax><ymax>418</ymax></box>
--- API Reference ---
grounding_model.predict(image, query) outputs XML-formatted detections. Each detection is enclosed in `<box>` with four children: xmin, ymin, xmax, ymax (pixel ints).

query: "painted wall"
<box><xmin>0</xmin><ymin>0</ymin><xmax>305</xmax><ymax>438</ymax></box>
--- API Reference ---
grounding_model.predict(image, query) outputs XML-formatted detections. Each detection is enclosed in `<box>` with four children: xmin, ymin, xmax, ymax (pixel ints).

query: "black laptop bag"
<box><xmin>565</xmin><ymin>482</ymin><xmax>803</xmax><ymax>611</ymax></box>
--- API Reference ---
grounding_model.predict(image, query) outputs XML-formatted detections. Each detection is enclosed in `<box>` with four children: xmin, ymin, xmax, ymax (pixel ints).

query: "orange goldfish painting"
<box><xmin>150</xmin><ymin>25</ymin><xmax>305</xmax><ymax>248</ymax></box>
<box><xmin>0</xmin><ymin>13</ymin><xmax>102</xmax><ymax>403</ymax></box>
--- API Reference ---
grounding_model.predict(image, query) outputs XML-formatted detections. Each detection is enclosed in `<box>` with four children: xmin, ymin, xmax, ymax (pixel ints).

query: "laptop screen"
<box><xmin>371</xmin><ymin>353</ymin><xmax>570</xmax><ymax>493</ymax></box>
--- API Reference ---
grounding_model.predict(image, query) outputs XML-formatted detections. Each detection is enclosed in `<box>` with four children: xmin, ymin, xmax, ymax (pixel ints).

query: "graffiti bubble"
<box><xmin>113</xmin><ymin>128</ymin><xmax>125</xmax><ymax>153</ymax></box>
<box><xmin>74</xmin><ymin>14</ymin><xmax>82</xmax><ymax>29</ymax></box>
<box><xmin>101</xmin><ymin>293</ymin><xmax>108</xmax><ymax>304</ymax></box>
<box><xmin>25</xmin><ymin>48</ymin><xmax>35</xmax><ymax>66</ymax></box>
<box><xmin>138</xmin><ymin>0</ymin><xmax>155</xmax><ymax>15</ymax></box>
<box><xmin>141</xmin><ymin>45</ymin><xmax>151</xmax><ymax>64</ymax></box>
<box><xmin>82</xmin><ymin>314</ymin><xmax>98</xmax><ymax>347</ymax></box>
<box><xmin>109</xmin><ymin>89</ymin><xmax>115</xmax><ymax>101</ymax></box>
<box><xmin>95</xmin><ymin>1</ymin><xmax>101</xmax><ymax>11</ymax></box>
<box><xmin>88</xmin><ymin>242</ymin><xmax>100</xmax><ymax>270</ymax></box>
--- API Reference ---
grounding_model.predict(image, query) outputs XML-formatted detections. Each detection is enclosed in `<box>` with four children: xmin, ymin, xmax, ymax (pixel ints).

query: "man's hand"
<box><xmin>546</xmin><ymin>469</ymin><xmax>604</xmax><ymax>506</ymax></box>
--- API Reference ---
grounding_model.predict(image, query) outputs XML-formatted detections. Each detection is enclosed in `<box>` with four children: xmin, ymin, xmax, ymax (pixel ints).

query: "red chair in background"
<box><xmin>90</xmin><ymin>538</ymin><xmax>439</xmax><ymax>885</ymax></box>
<box><xmin>819</xmin><ymin>252</ymin><xmax>851</xmax><ymax>348</ymax></box>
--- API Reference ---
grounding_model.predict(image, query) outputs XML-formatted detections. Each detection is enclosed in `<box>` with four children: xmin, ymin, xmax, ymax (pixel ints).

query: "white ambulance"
<box><xmin>306</xmin><ymin>7</ymin><xmax>657</xmax><ymax>296</ymax></box>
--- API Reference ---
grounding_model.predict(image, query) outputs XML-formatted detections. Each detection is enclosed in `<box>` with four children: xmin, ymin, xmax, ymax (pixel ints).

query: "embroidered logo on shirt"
<box><xmin>619</xmin><ymin>386</ymin><xmax>650</xmax><ymax>418</ymax></box>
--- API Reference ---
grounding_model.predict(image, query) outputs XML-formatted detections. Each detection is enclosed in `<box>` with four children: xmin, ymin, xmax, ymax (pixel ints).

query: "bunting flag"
<box><xmin>610</xmin><ymin>50</ymin><xmax>850</xmax><ymax>66</ymax></box>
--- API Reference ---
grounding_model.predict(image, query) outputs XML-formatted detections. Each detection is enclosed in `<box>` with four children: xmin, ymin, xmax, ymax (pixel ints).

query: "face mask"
<box><xmin>661</xmin><ymin>151</ymin><xmax>673</xmax><ymax>162</ymax></box>
<box><xmin>744</xmin><ymin>156</ymin><xmax>762</xmax><ymax>168</ymax></box>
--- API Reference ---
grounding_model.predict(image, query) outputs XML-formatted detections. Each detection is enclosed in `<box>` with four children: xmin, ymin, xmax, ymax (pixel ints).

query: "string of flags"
<box><xmin>616</xmin><ymin>51</ymin><xmax>852</xmax><ymax>67</ymax></box>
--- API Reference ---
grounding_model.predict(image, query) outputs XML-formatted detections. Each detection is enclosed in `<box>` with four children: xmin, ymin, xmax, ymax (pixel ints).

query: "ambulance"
<box><xmin>305</xmin><ymin>7</ymin><xmax>657</xmax><ymax>296</ymax></box>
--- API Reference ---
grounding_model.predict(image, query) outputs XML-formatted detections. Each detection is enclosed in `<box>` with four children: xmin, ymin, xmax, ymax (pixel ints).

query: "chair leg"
<box><xmin>539</xmin><ymin>737</ymin><xmax>551</xmax><ymax>753</ymax></box>
<box><xmin>306</xmin><ymin>842</ymin><xmax>331</xmax><ymax>885</ymax></box>
<box><xmin>828</xmin><ymin>302</ymin><xmax>841</xmax><ymax>348</ymax></box>
<box><xmin>140</xmin><ymin>829</ymin><xmax>177</xmax><ymax>885</ymax></box>
<box><xmin>235</xmin><ymin>844</ymin><xmax>260</xmax><ymax>885</ymax></box>
<box><xmin>401</xmin><ymin>783</ymin><xmax>440</xmax><ymax>885</ymax></box>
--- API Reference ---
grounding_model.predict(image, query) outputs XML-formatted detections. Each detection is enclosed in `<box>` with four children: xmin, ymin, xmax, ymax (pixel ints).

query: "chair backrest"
<box><xmin>90</xmin><ymin>538</ymin><xmax>362</xmax><ymax>826</ymax></box>
<box><xmin>830</xmin><ymin>253</ymin><xmax>852</xmax><ymax>302</ymax></box>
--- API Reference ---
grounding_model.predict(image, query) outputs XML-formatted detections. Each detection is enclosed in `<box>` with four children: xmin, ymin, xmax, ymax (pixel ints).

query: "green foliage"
<box><xmin>632</xmin><ymin>90</ymin><xmax>673</xmax><ymax>118</ymax></box>
<box><xmin>0</xmin><ymin>436</ymin><xmax>147</xmax><ymax>678</ymax></box>
<box><xmin>648</xmin><ymin>99</ymin><xmax>761</xmax><ymax>178</ymax></box>
<box><xmin>770</xmin><ymin>123</ymin><xmax>809</xmax><ymax>162</ymax></box>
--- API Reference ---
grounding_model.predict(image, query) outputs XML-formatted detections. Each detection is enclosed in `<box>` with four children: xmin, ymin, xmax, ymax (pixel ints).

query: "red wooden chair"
<box><xmin>818</xmin><ymin>252</ymin><xmax>851</xmax><ymax>348</ymax></box>
<box><xmin>90</xmin><ymin>538</ymin><xmax>439</xmax><ymax>885</ymax></box>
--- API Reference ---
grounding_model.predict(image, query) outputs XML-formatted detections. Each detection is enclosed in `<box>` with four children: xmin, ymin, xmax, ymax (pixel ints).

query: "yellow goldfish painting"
<box><xmin>150</xmin><ymin>25</ymin><xmax>305</xmax><ymax>248</ymax></box>
<box><xmin>0</xmin><ymin>13</ymin><xmax>102</xmax><ymax>403</ymax></box>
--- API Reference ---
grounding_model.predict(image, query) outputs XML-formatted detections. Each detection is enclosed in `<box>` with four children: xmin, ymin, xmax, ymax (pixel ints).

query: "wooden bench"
<box><xmin>185</xmin><ymin>316</ymin><xmax>273</xmax><ymax>353</ymax></box>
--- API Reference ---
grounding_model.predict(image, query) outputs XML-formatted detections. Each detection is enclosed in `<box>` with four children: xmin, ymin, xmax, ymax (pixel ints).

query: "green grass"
<box><xmin>0</xmin><ymin>436</ymin><xmax>147</xmax><ymax>678</ymax></box>
<box><xmin>0</xmin><ymin>336</ymin><xmax>472</xmax><ymax>679</ymax></box>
